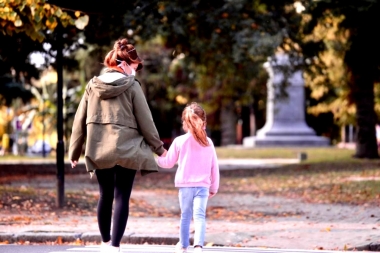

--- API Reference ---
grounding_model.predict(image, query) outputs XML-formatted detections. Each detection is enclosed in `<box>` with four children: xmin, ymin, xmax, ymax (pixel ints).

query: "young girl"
<box><xmin>156</xmin><ymin>102</ymin><xmax>220</xmax><ymax>253</ymax></box>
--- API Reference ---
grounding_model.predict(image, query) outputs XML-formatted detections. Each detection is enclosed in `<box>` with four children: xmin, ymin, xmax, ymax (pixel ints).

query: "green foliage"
<box><xmin>126</xmin><ymin>0</ymin><xmax>299</xmax><ymax>110</ymax></box>
<box><xmin>0</xmin><ymin>0</ymin><xmax>88</xmax><ymax>42</ymax></box>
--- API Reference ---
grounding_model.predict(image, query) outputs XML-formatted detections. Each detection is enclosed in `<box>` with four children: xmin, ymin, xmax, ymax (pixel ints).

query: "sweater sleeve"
<box><xmin>156</xmin><ymin>138</ymin><xmax>179</xmax><ymax>169</ymax></box>
<box><xmin>209</xmin><ymin>140</ymin><xmax>220</xmax><ymax>193</ymax></box>
<box><xmin>131</xmin><ymin>82</ymin><xmax>165</xmax><ymax>156</ymax></box>
<box><xmin>68</xmin><ymin>87</ymin><xmax>89</xmax><ymax>161</ymax></box>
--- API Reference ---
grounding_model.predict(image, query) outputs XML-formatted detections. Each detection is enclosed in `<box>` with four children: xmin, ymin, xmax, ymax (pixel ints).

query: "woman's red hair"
<box><xmin>104</xmin><ymin>38</ymin><xmax>143</xmax><ymax>71</ymax></box>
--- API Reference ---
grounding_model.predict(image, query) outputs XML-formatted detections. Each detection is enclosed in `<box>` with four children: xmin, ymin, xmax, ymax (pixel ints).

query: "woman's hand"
<box><xmin>71</xmin><ymin>160</ymin><xmax>78</xmax><ymax>168</ymax></box>
<box><xmin>161</xmin><ymin>149</ymin><xmax>168</xmax><ymax>157</ymax></box>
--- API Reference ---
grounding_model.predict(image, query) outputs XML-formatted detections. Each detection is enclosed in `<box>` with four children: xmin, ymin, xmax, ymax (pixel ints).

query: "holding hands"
<box><xmin>161</xmin><ymin>149</ymin><xmax>168</xmax><ymax>157</ymax></box>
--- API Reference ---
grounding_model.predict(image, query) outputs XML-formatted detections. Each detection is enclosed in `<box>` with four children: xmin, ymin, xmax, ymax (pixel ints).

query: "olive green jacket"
<box><xmin>68</xmin><ymin>70</ymin><xmax>165</xmax><ymax>175</ymax></box>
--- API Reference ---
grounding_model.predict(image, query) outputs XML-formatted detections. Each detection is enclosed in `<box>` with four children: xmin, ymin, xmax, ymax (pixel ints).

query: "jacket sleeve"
<box><xmin>209</xmin><ymin>140</ymin><xmax>220</xmax><ymax>193</ymax></box>
<box><xmin>131</xmin><ymin>82</ymin><xmax>165</xmax><ymax>156</ymax></box>
<box><xmin>68</xmin><ymin>87</ymin><xmax>89</xmax><ymax>161</ymax></box>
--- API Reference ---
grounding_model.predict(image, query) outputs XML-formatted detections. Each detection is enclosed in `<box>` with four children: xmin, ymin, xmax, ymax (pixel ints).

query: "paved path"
<box><xmin>0</xmin><ymin>244</ymin><xmax>351</xmax><ymax>253</ymax></box>
<box><xmin>1</xmin><ymin>159</ymin><xmax>380</xmax><ymax>252</ymax></box>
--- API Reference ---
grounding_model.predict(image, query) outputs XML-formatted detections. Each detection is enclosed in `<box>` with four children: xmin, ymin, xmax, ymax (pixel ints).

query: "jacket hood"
<box><xmin>90</xmin><ymin>71</ymin><xmax>135</xmax><ymax>100</ymax></box>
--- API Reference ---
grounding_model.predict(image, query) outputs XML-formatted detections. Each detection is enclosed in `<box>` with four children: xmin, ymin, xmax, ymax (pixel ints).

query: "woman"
<box><xmin>69</xmin><ymin>38</ymin><xmax>167</xmax><ymax>252</ymax></box>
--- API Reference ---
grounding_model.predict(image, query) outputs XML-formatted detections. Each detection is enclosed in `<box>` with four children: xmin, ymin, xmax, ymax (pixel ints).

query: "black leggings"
<box><xmin>95</xmin><ymin>166</ymin><xmax>136</xmax><ymax>247</ymax></box>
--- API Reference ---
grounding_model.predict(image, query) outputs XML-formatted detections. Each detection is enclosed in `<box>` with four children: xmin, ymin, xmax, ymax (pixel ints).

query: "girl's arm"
<box><xmin>156</xmin><ymin>138</ymin><xmax>179</xmax><ymax>169</ymax></box>
<box><xmin>209</xmin><ymin>140</ymin><xmax>220</xmax><ymax>195</ymax></box>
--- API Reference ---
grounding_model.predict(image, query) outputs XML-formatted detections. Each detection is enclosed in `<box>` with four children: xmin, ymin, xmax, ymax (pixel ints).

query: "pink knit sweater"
<box><xmin>156</xmin><ymin>132</ymin><xmax>220</xmax><ymax>193</ymax></box>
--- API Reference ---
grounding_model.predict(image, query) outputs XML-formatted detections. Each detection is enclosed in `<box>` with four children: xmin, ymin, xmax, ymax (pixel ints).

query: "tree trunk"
<box><xmin>351</xmin><ymin>74</ymin><xmax>379</xmax><ymax>158</ymax></box>
<box><xmin>345</xmin><ymin>23</ymin><xmax>379</xmax><ymax>159</ymax></box>
<box><xmin>220</xmin><ymin>102</ymin><xmax>237</xmax><ymax>146</ymax></box>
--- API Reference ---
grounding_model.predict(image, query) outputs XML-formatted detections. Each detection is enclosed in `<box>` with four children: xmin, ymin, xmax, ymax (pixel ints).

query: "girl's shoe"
<box><xmin>175</xmin><ymin>242</ymin><xmax>187</xmax><ymax>253</ymax></box>
<box><xmin>194</xmin><ymin>247</ymin><xmax>203</xmax><ymax>253</ymax></box>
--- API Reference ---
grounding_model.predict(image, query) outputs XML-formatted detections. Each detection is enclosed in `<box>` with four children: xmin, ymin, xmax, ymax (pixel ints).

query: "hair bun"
<box><xmin>114</xmin><ymin>39</ymin><xmax>129</xmax><ymax>50</ymax></box>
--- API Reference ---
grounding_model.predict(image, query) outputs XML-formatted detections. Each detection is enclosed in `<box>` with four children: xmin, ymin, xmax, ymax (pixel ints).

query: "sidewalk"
<box><xmin>0</xmin><ymin>158</ymin><xmax>379</xmax><ymax>251</ymax></box>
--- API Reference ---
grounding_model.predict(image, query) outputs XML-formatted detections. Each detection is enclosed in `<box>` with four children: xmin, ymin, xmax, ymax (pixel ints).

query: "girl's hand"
<box><xmin>71</xmin><ymin>160</ymin><xmax>78</xmax><ymax>168</ymax></box>
<box><xmin>209</xmin><ymin>192</ymin><xmax>216</xmax><ymax>199</ymax></box>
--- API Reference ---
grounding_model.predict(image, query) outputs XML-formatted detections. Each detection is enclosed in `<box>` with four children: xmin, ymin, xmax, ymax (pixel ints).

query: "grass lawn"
<box><xmin>215</xmin><ymin>146</ymin><xmax>357</xmax><ymax>163</ymax></box>
<box><xmin>215</xmin><ymin>147</ymin><xmax>380</xmax><ymax>206</ymax></box>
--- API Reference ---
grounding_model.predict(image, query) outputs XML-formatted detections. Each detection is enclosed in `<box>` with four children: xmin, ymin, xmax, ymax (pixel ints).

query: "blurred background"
<box><xmin>1</xmin><ymin>0</ymin><xmax>380</xmax><ymax>159</ymax></box>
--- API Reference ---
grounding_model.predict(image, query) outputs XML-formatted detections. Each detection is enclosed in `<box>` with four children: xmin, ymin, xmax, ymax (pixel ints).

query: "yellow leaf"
<box><xmin>14</xmin><ymin>18</ymin><xmax>22</xmax><ymax>27</ymax></box>
<box><xmin>55</xmin><ymin>7</ymin><xmax>62</xmax><ymax>17</ymax></box>
<box><xmin>46</xmin><ymin>17</ymin><xmax>57</xmax><ymax>30</ymax></box>
<box><xmin>30</xmin><ymin>6</ymin><xmax>35</xmax><ymax>16</ymax></box>
<box><xmin>74</xmin><ymin>15</ymin><xmax>89</xmax><ymax>30</ymax></box>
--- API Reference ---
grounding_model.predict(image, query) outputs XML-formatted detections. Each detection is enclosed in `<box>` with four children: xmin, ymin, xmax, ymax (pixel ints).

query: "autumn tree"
<box><xmin>295</xmin><ymin>0</ymin><xmax>380</xmax><ymax>158</ymax></box>
<box><xmin>118</xmin><ymin>0</ymin><xmax>301</xmax><ymax>145</ymax></box>
<box><xmin>0</xmin><ymin>0</ymin><xmax>89</xmax><ymax>97</ymax></box>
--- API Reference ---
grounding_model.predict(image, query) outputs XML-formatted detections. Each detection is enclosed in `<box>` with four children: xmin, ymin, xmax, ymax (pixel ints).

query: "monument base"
<box><xmin>243</xmin><ymin>135</ymin><xmax>330</xmax><ymax>147</ymax></box>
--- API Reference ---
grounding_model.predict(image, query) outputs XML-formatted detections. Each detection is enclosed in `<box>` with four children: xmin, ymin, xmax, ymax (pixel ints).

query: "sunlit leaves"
<box><xmin>0</xmin><ymin>0</ymin><xmax>89</xmax><ymax>42</ymax></box>
<box><xmin>74</xmin><ymin>15</ymin><xmax>88</xmax><ymax>30</ymax></box>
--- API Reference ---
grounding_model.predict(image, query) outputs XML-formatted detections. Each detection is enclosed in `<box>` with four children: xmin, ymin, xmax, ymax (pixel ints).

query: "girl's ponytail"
<box><xmin>182</xmin><ymin>102</ymin><xmax>209</xmax><ymax>146</ymax></box>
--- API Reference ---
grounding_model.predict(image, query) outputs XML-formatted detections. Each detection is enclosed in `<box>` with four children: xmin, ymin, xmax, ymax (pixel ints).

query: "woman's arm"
<box><xmin>132</xmin><ymin>82</ymin><xmax>165</xmax><ymax>156</ymax></box>
<box><xmin>68</xmin><ymin>87</ymin><xmax>89</xmax><ymax>164</ymax></box>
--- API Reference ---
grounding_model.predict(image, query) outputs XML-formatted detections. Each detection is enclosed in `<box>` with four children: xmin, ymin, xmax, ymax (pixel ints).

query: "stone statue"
<box><xmin>243</xmin><ymin>53</ymin><xmax>330</xmax><ymax>147</ymax></box>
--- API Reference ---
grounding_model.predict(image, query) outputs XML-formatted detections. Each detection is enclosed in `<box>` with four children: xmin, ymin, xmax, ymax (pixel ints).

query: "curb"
<box><xmin>348</xmin><ymin>243</ymin><xmax>380</xmax><ymax>252</ymax></box>
<box><xmin>0</xmin><ymin>231</ymin><xmax>183</xmax><ymax>245</ymax></box>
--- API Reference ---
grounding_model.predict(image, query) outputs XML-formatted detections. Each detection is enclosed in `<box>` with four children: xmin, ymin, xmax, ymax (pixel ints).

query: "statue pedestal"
<box><xmin>243</xmin><ymin>53</ymin><xmax>329</xmax><ymax>147</ymax></box>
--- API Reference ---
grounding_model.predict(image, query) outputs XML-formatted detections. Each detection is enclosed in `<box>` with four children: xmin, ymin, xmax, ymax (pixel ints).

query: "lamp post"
<box><xmin>56</xmin><ymin>24</ymin><xmax>65</xmax><ymax>208</ymax></box>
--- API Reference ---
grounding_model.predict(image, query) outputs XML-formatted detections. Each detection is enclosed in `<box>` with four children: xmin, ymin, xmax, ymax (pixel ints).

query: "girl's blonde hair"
<box><xmin>182</xmin><ymin>102</ymin><xmax>209</xmax><ymax>147</ymax></box>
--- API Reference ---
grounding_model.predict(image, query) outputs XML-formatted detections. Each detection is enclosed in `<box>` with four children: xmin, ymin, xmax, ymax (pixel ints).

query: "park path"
<box><xmin>0</xmin><ymin>173</ymin><xmax>379</xmax><ymax>251</ymax></box>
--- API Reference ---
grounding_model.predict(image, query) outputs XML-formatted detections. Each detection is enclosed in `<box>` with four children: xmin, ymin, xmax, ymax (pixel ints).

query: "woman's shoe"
<box><xmin>100</xmin><ymin>241</ymin><xmax>120</xmax><ymax>252</ymax></box>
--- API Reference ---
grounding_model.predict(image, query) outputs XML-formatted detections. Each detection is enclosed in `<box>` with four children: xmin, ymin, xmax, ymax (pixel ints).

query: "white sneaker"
<box><xmin>194</xmin><ymin>247</ymin><xmax>203</xmax><ymax>253</ymax></box>
<box><xmin>175</xmin><ymin>242</ymin><xmax>187</xmax><ymax>253</ymax></box>
<box><xmin>100</xmin><ymin>241</ymin><xmax>120</xmax><ymax>253</ymax></box>
<box><xmin>100</xmin><ymin>241</ymin><xmax>110</xmax><ymax>253</ymax></box>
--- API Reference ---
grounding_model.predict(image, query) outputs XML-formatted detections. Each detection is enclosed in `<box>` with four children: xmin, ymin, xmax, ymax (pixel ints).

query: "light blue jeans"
<box><xmin>178</xmin><ymin>187</ymin><xmax>209</xmax><ymax>248</ymax></box>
